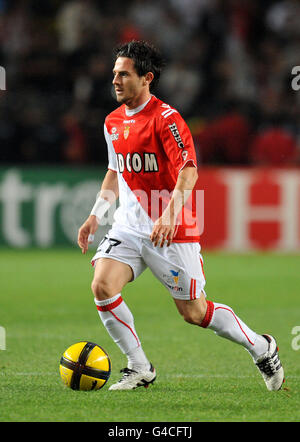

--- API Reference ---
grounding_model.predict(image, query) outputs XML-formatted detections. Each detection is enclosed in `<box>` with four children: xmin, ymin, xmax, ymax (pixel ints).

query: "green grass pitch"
<box><xmin>0</xmin><ymin>248</ymin><xmax>299</xmax><ymax>422</ymax></box>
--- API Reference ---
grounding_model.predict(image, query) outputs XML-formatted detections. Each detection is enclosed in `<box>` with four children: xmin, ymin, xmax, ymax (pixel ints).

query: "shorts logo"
<box><xmin>124</xmin><ymin>126</ymin><xmax>130</xmax><ymax>140</ymax></box>
<box><xmin>163</xmin><ymin>270</ymin><xmax>182</xmax><ymax>292</ymax></box>
<box><xmin>170</xmin><ymin>270</ymin><xmax>179</xmax><ymax>284</ymax></box>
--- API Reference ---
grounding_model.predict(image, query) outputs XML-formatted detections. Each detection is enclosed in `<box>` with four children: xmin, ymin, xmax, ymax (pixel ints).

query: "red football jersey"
<box><xmin>104</xmin><ymin>95</ymin><xmax>201</xmax><ymax>242</ymax></box>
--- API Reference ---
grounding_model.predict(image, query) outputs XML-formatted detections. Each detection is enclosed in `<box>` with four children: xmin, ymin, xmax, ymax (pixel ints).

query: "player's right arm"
<box><xmin>77</xmin><ymin>169</ymin><xmax>118</xmax><ymax>254</ymax></box>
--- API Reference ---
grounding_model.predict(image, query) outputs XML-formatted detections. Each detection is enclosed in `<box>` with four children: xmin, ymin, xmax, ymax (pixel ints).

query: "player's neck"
<box><xmin>125</xmin><ymin>90</ymin><xmax>152</xmax><ymax>110</ymax></box>
<box><xmin>125</xmin><ymin>94</ymin><xmax>152</xmax><ymax>116</ymax></box>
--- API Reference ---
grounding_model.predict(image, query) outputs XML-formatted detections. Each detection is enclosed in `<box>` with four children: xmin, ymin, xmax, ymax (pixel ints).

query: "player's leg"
<box><xmin>92</xmin><ymin>257</ymin><xmax>150</xmax><ymax>371</ymax></box>
<box><xmin>92</xmin><ymin>257</ymin><xmax>132</xmax><ymax>300</ymax></box>
<box><xmin>174</xmin><ymin>294</ymin><xmax>269</xmax><ymax>358</ymax></box>
<box><xmin>173</xmin><ymin>291</ymin><xmax>207</xmax><ymax>326</ymax></box>
<box><xmin>91</xmin><ymin>232</ymin><xmax>156</xmax><ymax>390</ymax></box>
<box><xmin>175</xmin><ymin>295</ymin><xmax>284</xmax><ymax>390</ymax></box>
<box><xmin>143</xmin><ymin>240</ymin><xmax>284</xmax><ymax>390</ymax></box>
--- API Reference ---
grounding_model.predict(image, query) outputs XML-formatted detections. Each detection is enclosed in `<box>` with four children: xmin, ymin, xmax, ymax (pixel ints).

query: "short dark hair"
<box><xmin>113</xmin><ymin>40</ymin><xmax>165</xmax><ymax>91</ymax></box>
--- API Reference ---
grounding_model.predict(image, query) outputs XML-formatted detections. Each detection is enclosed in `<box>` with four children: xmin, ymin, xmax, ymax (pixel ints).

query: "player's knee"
<box><xmin>91</xmin><ymin>277</ymin><xmax>115</xmax><ymax>300</ymax></box>
<box><xmin>182</xmin><ymin>310</ymin><xmax>204</xmax><ymax>326</ymax></box>
<box><xmin>180</xmin><ymin>298</ymin><xmax>207</xmax><ymax>326</ymax></box>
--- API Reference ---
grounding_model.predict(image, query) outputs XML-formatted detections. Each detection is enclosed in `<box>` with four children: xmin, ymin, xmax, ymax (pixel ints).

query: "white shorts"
<box><xmin>91</xmin><ymin>228</ymin><xmax>206</xmax><ymax>301</ymax></box>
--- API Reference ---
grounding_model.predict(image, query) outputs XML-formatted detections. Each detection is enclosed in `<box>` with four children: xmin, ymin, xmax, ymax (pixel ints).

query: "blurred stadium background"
<box><xmin>0</xmin><ymin>0</ymin><xmax>300</xmax><ymax>251</ymax></box>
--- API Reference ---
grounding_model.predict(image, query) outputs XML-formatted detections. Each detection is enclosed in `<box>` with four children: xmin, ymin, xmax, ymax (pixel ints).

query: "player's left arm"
<box><xmin>150</xmin><ymin>165</ymin><xmax>198</xmax><ymax>247</ymax></box>
<box><xmin>150</xmin><ymin>110</ymin><xmax>198</xmax><ymax>247</ymax></box>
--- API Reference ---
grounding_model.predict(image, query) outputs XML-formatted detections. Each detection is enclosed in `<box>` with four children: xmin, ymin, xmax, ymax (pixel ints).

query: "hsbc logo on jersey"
<box><xmin>117</xmin><ymin>152</ymin><xmax>159</xmax><ymax>173</ymax></box>
<box><xmin>168</xmin><ymin>123</ymin><xmax>185</xmax><ymax>149</ymax></box>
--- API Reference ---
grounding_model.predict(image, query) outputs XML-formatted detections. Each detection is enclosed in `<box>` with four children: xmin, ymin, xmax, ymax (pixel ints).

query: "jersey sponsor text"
<box><xmin>117</xmin><ymin>152</ymin><xmax>159</xmax><ymax>173</ymax></box>
<box><xmin>168</xmin><ymin>123</ymin><xmax>185</xmax><ymax>149</ymax></box>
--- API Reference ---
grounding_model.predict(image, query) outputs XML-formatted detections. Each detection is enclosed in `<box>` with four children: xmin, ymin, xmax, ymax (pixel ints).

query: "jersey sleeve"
<box><xmin>104</xmin><ymin>122</ymin><xmax>118</xmax><ymax>172</ymax></box>
<box><xmin>159</xmin><ymin>111</ymin><xmax>197</xmax><ymax>175</ymax></box>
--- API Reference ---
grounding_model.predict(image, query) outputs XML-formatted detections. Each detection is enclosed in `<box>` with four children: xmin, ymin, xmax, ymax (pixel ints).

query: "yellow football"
<box><xmin>59</xmin><ymin>341</ymin><xmax>111</xmax><ymax>390</ymax></box>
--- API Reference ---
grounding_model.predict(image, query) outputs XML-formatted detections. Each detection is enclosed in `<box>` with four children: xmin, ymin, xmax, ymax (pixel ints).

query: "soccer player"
<box><xmin>77</xmin><ymin>40</ymin><xmax>284</xmax><ymax>391</ymax></box>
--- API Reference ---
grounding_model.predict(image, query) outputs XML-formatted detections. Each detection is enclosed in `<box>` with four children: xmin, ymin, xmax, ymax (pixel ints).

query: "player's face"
<box><xmin>112</xmin><ymin>57</ymin><xmax>149</xmax><ymax>108</ymax></box>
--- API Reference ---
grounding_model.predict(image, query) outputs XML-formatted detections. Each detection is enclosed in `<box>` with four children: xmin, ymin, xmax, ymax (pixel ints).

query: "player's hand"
<box><xmin>150</xmin><ymin>211</ymin><xmax>177</xmax><ymax>247</ymax></box>
<box><xmin>77</xmin><ymin>215</ymin><xmax>99</xmax><ymax>254</ymax></box>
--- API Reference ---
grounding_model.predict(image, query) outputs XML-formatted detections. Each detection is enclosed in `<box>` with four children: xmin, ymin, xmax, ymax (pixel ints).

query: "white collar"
<box><xmin>125</xmin><ymin>96</ymin><xmax>152</xmax><ymax>116</ymax></box>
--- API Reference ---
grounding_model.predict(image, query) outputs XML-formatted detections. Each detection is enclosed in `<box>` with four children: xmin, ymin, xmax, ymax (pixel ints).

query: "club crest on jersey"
<box><xmin>124</xmin><ymin>126</ymin><xmax>130</xmax><ymax>140</ymax></box>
